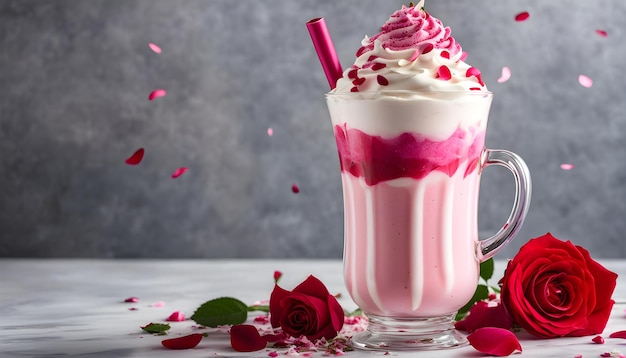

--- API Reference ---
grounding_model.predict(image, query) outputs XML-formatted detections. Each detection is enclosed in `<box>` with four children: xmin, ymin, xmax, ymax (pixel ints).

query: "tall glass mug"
<box><xmin>325</xmin><ymin>91</ymin><xmax>531</xmax><ymax>350</ymax></box>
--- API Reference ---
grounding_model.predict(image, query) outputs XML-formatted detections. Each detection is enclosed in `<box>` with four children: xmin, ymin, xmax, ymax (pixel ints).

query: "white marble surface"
<box><xmin>0</xmin><ymin>259</ymin><xmax>625</xmax><ymax>358</ymax></box>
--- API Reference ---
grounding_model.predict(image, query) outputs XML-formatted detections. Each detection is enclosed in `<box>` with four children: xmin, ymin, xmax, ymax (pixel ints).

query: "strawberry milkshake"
<box><xmin>324</xmin><ymin>1</ymin><xmax>531</xmax><ymax>350</ymax></box>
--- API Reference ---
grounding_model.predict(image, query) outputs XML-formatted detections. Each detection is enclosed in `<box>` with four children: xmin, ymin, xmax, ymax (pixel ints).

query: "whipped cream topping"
<box><xmin>333</xmin><ymin>0</ymin><xmax>486</xmax><ymax>93</ymax></box>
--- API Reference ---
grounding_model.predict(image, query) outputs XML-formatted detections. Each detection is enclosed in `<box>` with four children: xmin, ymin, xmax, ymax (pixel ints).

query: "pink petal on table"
<box><xmin>578</xmin><ymin>75</ymin><xmax>593</xmax><ymax>88</ymax></box>
<box><xmin>124</xmin><ymin>297</ymin><xmax>139</xmax><ymax>303</ymax></box>
<box><xmin>497</xmin><ymin>66</ymin><xmax>511</xmax><ymax>83</ymax></box>
<box><xmin>125</xmin><ymin>148</ymin><xmax>145</xmax><ymax>165</ymax></box>
<box><xmin>267</xmin><ymin>128</ymin><xmax>273</xmax><ymax>137</ymax></box>
<box><xmin>592</xmin><ymin>335</ymin><xmax>605</xmax><ymax>344</ymax></box>
<box><xmin>166</xmin><ymin>311</ymin><xmax>186</xmax><ymax>322</ymax></box>
<box><xmin>148</xmin><ymin>43</ymin><xmax>162</xmax><ymax>54</ymax></box>
<box><xmin>149</xmin><ymin>89</ymin><xmax>167</xmax><ymax>100</ymax></box>
<box><xmin>609</xmin><ymin>330</ymin><xmax>626</xmax><ymax>339</ymax></box>
<box><xmin>595</xmin><ymin>29</ymin><xmax>608</xmax><ymax>37</ymax></box>
<box><xmin>515</xmin><ymin>11</ymin><xmax>530</xmax><ymax>22</ymax></box>
<box><xmin>467</xmin><ymin>327</ymin><xmax>522</xmax><ymax>356</ymax></box>
<box><xmin>151</xmin><ymin>301</ymin><xmax>165</xmax><ymax>308</ymax></box>
<box><xmin>171</xmin><ymin>167</ymin><xmax>188</xmax><ymax>179</ymax></box>
<box><xmin>560</xmin><ymin>163</ymin><xmax>575</xmax><ymax>170</ymax></box>
<box><xmin>291</xmin><ymin>183</ymin><xmax>300</xmax><ymax>194</ymax></box>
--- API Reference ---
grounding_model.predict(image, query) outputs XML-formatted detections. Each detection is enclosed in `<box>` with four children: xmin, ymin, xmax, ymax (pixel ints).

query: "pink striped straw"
<box><xmin>306</xmin><ymin>17</ymin><xmax>343</xmax><ymax>90</ymax></box>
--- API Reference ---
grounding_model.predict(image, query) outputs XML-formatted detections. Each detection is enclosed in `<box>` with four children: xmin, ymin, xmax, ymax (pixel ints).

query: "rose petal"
<box><xmin>467</xmin><ymin>327</ymin><xmax>522</xmax><ymax>356</ymax></box>
<box><xmin>161</xmin><ymin>333</ymin><xmax>203</xmax><ymax>350</ymax></box>
<box><xmin>124</xmin><ymin>297</ymin><xmax>139</xmax><ymax>303</ymax></box>
<box><xmin>269</xmin><ymin>284</ymin><xmax>292</xmax><ymax>328</ymax></box>
<box><xmin>515</xmin><ymin>12</ymin><xmax>530</xmax><ymax>22</ymax></box>
<box><xmin>291</xmin><ymin>183</ymin><xmax>300</xmax><ymax>193</ymax></box>
<box><xmin>292</xmin><ymin>275</ymin><xmax>332</xmax><ymax>298</ymax></box>
<box><xmin>497</xmin><ymin>66</ymin><xmax>511</xmax><ymax>83</ymax></box>
<box><xmin>151</xmin><ymin>301</ymin><xmax>165</xmax><ymax>308</ymax></box>
<box><xmin>454</xmin><ymin>301</ymin><xmax>513</xmax><ymax>333</ymax></box>
<box><xmin>125</xmin><ymin>148</ymin><xmax>144</xmax><ymax>165</ymax></box>
<box><xmin>595</xmin><ymin>29</ymin><xmax>608</xmax><ymax>37</ymax></box>
<box><xmin>148</xmin><ymin>43</ymin><xmax>162</xmax><ymax>54</ymax></box>
<box><xmin>171</xmin><ymin>167</ymin><xmax>188</xmax><ymax>179</ymax></box>
<box><xmin>149</xmin><ymin>89</ymin><xmax>167</xmax><ymax>100</ymax></box>
<box><xmin>267</xmin><ymin>128</ymin><xmax>273</xmax><ymax>137</ymax></box>
<box><xmin>230</xmin><ymin>324</ymin><xmax>267</xmax><ymax>352</ymax></box>
<box><xmin>560</xmin><ymin>163</ymin><xmax>575</xmax><ymax>170</ymax></box>
<box><xmin>592</xmin><ymin>335</ymin><xmax>605</xmax><ymax>344</ymax></box>
<box><xmin>609</xmin><ymin>330</ymin><xmax>626</xmax><ymax>339</ymax></box>
<box><xmin>578</xmin><ymin>75</ymin><xmax>593</xmax><ymax>88</ymax></box>
<box><xmin>166</xmin><ymin>311</ymin><xmax>185</xmax><ymax>322</ymax></box>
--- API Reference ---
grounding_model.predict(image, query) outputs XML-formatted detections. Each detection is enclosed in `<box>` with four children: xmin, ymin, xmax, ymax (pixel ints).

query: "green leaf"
<box><xmin>455</xmin><ymin>284</ymin><xmax>489</xmax><ymax>320</ymax></box>
<box><xmin>344</xmin><ymin>308</ymin><xmax>363</xmax><ymax>317</ymax></box>
<box><xmin>480</xmin><ymin>258</ymin><xmax>495</xmax><ymax>282</ymax></box>
<box><xmin>247</xmin><ymin>305</ymin><xmax>270</xmax><ymax>313</ymax></box>
<box><xmin>191</xmin><ymin>297</ymin><xmax>248</xmax><ymax>327</ymax></box>
<box><xmin>140</xmin><ymin>322</ymin><xmax>171</xmax><ymax>334</ymax></box>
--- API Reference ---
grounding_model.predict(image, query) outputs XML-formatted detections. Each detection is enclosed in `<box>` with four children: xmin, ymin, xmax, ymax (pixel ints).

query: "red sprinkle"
<box><xmin>377</xmin><ymin>75</ymin><xmax>389</xmax><ymax>86</ymax></box>
<box><xmin>350</xmin><ymin>87</ymin><xmax>359</xmax><ymax>92</ymax></box>
<box><xmin>595</xmin><ymin>29</ymin><xmax>608</xmax><ymax>37</ymax></box>
<box><xmin>437</xmin><ymin>65</ymin><xmax>452</xmax><ymax>81</ymax></box>
<box><xmin>371</xmin><ymin>63</ymin><xmax>386</xmax><ymax>71</ymax></box>
<box><xmin>592</xmin><ymin>335</ymin><xmax>605</xmax><ymax>344</ymax></box>
<box><xmin>367</xmin><ymin>55</ymin><xmax>379</xmax><ymax>62</ymax></box>
<box><xmin>441</xmin><ymin>51</ymin><xmax>450</xmax><ymax>59</ymax></box>
<box><xmin>347</xmin><ymin>68</ymin><xmax>359</xmax><ymax>79</ymax></box>
<box><xmin>356</xmin><ymin>46</ymin><xmax>367</xmax><ymax>57</ymax></box>
<box><xmin>466</xmin><ymin>67</ymin><xmax>481</xmax><ymax>78</ymax></box>
<box><xmin>469</xmin><ymin>87</ymin><xmax>482</xmax><ymax>91</ymax></box>
<box><xmin>422</xmin><ymin>44</ymin><xmax>434</xmax><ymax>54</ymax></box>
<box><xmin>171</xmin><ymin>167</ymin><xmax>188</xmax><ymax>179</ymax></box>
<box><xmin>125</xmin><ymin>148</ymin><xmax>144</xmax><ymax>165</ymax></box>
<box><xmin>161</xmin><ymin>333</ymin><xmax>203</xmax><ymax>350</ymax></box>
<box><xmin>352</xmin><ymin>77</ymin><xmax>366</xmax><ymax>86</ymax></box>
<box><xmin>124</xmin><ymin>297</ymin><xmax>139</xmax><ymax>303</ymax></box>
<box><xmin>515</xmin><ymin>11</ymin><xmax>530</xmax><ymax>22</ymax></box>
<box><xmin>291</xmin><ymin>184</ymin><xmax>300</xmax><ymax>193</ymax></box>
<box><xmin>149</xmin><ymin>89</ymin><xmax>167</xmax><ymax>101</ymax></box>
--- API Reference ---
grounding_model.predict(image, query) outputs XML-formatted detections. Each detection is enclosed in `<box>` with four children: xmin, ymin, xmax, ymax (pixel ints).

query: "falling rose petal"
<box><xmin>592</xmin><ymin>335</ymin><xmax>605</xmax><ymax>344</ymax></box>
<box><xmin>467</xmin><ymin>327</ymin><xmax>522</xmax><ymax>356</ymax></box>
<box><xmin>149</xmin><ymin>89</ymin><xmax>167</xmax><ymax>101</ymax></box>
<box><xmin>171</xmin><ymin>167</ymin><xmax>188</xmax><ymax>179</ymax></box>
<box><xmin>151</xmin><ymin>301</ymin><xmax>165</xmax><ymax>308</ymax></box>
<box><xmin>125</xmin><ymin>148</ymin><xmax>145</xmax><ymax>165</ymax></box>
<box><xmin>596</xmin><ymin>29</ymin><xmax>608</xmax><ymax>37</ymax></box>
<box><xmin>609</xmin><ymin>330</ymin><xmax>626</xmax><ymax>339</ymax></box>
<box><xmin>497</xmin><ymin>66</ymin><xmax>512</xmax><ymax>83</ymax></box>
<box><xmin>291</xmin><ymin>183</ymin><xmax>300</xmax><ymax>194</ymax></box>
<box><xmin>267</xmin><ymin>127</ymin><xmax>273</xmax><ymax>137</ymax></box>
<box><xmin>560</xmin><ymin>163</ymin><xmax>575</xmax><ymax>170</ymax></box>
<box><xmin>124</xmin><ymin>297</ymin><xmax>139</xmax><ymax>303</ymax></box>
<box><xmin>515</xmin><ymin>11</ymin><xmax>530</xmax><ymax>22</ymax></box>
<box><xmin>148</xmin><ymin>43</ymin><xmax>162</xmax><ymax>54</ymax></box>
<box><xmin>230</xmin><ymin>324</ymin><xmax>267</xmax><ymax>352</ymax></box>
<box><xmin>166</xmin><ymin>311</ymin><xmax>185</xmax><ymax>322</ymax></box>
<box><xmin>578</xmin><ymin>74</ymin><xmax>593</xmax><ymax>88</ymax></box>
<box><xmin>161</xmin><ymin>333</ymin><xmax>203</xmax><ymax>350</ymax></box>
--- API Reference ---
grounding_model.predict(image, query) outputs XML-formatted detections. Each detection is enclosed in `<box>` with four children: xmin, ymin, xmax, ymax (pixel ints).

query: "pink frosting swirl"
<box><xmin>360</xmin><ymin>5</ymin><xmax>461</xmax><ymax>57</ymax></box>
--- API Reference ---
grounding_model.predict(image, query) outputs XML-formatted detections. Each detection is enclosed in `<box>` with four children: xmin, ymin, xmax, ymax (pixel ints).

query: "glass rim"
<box><xmin>325</xmin><ymin>89</ymin><xmax>493</xmax><ymax>98</ymax></box>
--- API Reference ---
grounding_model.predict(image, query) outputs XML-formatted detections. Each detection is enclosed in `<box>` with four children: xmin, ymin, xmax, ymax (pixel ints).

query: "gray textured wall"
<box><xmin>1</xmin><ymin>0</ymin><xmax>624</xmax><ymax>259</ymax></box>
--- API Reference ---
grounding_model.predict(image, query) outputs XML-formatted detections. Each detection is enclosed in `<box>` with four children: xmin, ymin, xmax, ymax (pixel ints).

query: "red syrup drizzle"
<box><xmin>334</xmin><ymin>125</ymin><xmax>485</xmax><ymax>186</ymax></box>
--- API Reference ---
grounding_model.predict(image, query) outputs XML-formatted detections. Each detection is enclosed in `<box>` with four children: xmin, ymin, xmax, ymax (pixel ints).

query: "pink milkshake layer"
<box><xmin>335</xmin><ymin>123</ymin><xmax>485</xmax><ymax>317</ymax></box>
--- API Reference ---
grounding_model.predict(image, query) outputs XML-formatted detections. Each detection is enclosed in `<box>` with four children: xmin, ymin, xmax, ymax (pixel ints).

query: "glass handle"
<box><xmin>478</xmin><ymin>149</ymin><xmax>532</xmax><ymax>261</ymax></box>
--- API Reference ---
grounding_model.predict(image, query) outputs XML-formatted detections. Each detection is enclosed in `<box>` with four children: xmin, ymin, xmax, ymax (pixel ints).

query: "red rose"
<box><xmin>270</xmin><ymin>275</ymin><xmax>344</xmax><ymax>340</ymax></box>
<box><xmin>500</xmin><ymin>233</ymin><xmax>618</xmax><ymax>338</ymax></box>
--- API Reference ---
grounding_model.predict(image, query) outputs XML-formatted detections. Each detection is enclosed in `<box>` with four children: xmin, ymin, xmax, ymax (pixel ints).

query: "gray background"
<box><xmin>1</xmin><ymin>0</ymin><xmax>624</xmax><ymax>259</ymax></box>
